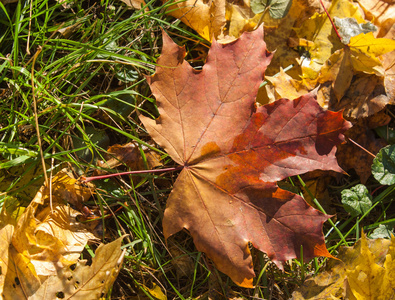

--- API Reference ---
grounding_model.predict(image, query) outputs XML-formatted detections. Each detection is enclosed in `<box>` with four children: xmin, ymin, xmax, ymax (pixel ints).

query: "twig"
<box><xmin>31</xmin><ymin>46</ymin><xmax>48</xmax><ymax>186</ymax></box>
<box><xmin>82</xmin><ymin>166</ymin><xmax>184</xmax><ymax>183</ymax></box>
<box><xmin>347</xmin><ymin>137</ymin><xmax>376</xmax><ymax>158</ymax></box>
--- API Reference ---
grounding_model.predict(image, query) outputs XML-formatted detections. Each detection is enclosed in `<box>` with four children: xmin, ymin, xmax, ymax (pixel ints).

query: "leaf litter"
<box><xmin>2</xmin><ymin>0</ymin><xmax>395</xmax><ymax>296</ymax></box>
<box><xmin>0</xmin><ymin>169</ymin><xmax>124</xmax><ymax>299</ymax></box>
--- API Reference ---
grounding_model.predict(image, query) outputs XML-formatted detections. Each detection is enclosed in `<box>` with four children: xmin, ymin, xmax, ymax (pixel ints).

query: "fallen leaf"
<box><xmin>336</xmin><ymin>112</ymin><xmax>389</xmax><ymax>183</ymax></box>
<box><xmin>139</xmin><ymin>27</ymin><xmax>351</xmax><ymax>287</ymax></box>
<box><xmin>262</xmin><ymin>0</ymin><xmax>325</xmax><ymax>77</ymax></box>
<box><xmin>163</xmin><ymin>0</ymin><xmax>226</xmax><ymax>41</ymax></box>
<box><xmin>349</xmin><ymin>32</ymin><xmax>395</xmax><ymax>75</ymax></box>
<box><xmin>32</xmin><ymin>236</ymin><xmax>126</xmax><ymax>300</ymax></box>
<box><xmin>334</xmin><ymin>17</ymin><xmax>377</xmax><ymax>44</ymax></box>
<box><xmin>120</xmin><ymin>0</ymin><xmax>146</xmax><ymax>9</ymax></box>
<box><xmin>141</xmin><ymin>283</ymin><xmax>167</xmax><ymax>300</ymax></box>
<box><xmin>264</xmin><ymin>68</ymin><xmax>309</xmax><ymax>101</ymax></box>
<box><xmin>0</xmin><ymin>169</ymin><xmax>124</xmax><ymax>299</ymax></box>
<box><xmin>356</xmin><ymin>0</ymin><xmax>395</xmax><ymax>38</ymax></box>
<box><xmin>330</xmin><ymin>74</ymin><xmax>394</xmax><ymax>119</ymax></box>
<box><xmin>318</xmin><ymin>48</ymin><xmax>354</xmax><ymax>101</ymax></box>
<box><xmin>97</xmin><ymin>142</ymin><xmax>162</xmax><ymax>173</ymax></box>
<box><xmin>292</xmin><ymin>233</ymin><xmax>395</xmax><ymax>299</ymax></box>
<box><xmin>295</xmin><ymin>0</ymin><xmax>365</xmax><ymax>79</ymax></box>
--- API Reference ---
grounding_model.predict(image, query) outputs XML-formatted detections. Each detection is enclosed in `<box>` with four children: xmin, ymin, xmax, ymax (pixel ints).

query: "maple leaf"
<box><xmin>140</xmin><ymin>27</ymin><xmax>351</xmax><ymax>287</ymax></box>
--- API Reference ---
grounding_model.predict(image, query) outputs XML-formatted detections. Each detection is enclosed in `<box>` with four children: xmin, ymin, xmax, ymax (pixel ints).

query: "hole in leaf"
<box><xmin>14</xmin><ymin>277</ymin><xmax>20</xmax><ymax>285</ymax></box>
<box><xmin>70</xmin><ymin>264</ymin><xmax>76</xmax><ymax>271</ymax></box>
<box><xmin>67</xmin><ymin>276</ymin><xmax>73</xmax><ymax>281</ymax></box>
<box><xmin>56</xmin><ymin>291</ymin><xmax>65</xmax><ymax>298</ymax></box>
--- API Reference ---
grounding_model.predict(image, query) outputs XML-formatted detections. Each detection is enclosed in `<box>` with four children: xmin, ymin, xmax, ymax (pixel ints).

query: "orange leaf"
<box><xmin>140</xmin><ymin>26</ymin><xmax>351</xmax><ymax>287</ymax></box>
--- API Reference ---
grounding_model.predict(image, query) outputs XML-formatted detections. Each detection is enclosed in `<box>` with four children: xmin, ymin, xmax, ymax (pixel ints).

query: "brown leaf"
<box><xmin>120</xmin><ymin>0</ymin><xmax>146</xmax><ymax>9</ymax></box>
<box><xmin>330</xmin><ymin>74</ymin><xmax>394</xmax><ymax>119</ymax></box>
<box><xmin>140</xmin><ymin>27</ymin><xmax>351</xmax><ymax>287</ymax></box>
<box><xmin>336</xmin><ymin>111</ymin><xmax>389</xmax><ymax>183</ymax></box>
<box><xmin>98</xmin><ymin>142</ymin><xmax>162</xmax><ymax>173</ymax></box>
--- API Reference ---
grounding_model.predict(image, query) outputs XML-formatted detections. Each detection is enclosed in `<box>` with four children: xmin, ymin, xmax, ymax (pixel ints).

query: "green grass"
<box><xmin>0</xmin><ymin>0</ymin><xmax>394</xmax><ymax>299</ymax></box>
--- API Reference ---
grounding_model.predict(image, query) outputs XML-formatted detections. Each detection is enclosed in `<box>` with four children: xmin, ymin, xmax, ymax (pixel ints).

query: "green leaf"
<box><xmin>250</xmin><ymin>0</ymin><xmax>292</xmax><ymax>19</ymax></box>
<box><xmin>369</xmin><ymin>224</ymin><xmax>394</xmax><ymax>239</ymax></box>
<box><xmin>372</xmin><ymin>145</ymin><xmax>395</xmax><ymax>185</ymax></box>
<box><xmin>375</xmin><ymin>126</ymin><xmax>395</xmax><ymax>144</ymax></box>
<box><xmin>341</xmin><ymin>184</ymin><xmax>372</xmax><ymax>217</ymax></box>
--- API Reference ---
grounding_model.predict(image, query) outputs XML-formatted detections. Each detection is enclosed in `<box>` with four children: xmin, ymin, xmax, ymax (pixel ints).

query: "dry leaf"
<box><xmin>32</xmin><ymin>236</ymin><xmax>126</xmax><ymax>300</ymax></box>
<box><xmin>295</xmin><ymin>0</ymin><xmax>365</xmax><ymax>79</ymax></box>
<box><xmin>120</xmin><ymin>0</ymin><xmax>146</xmax><ymax>9</ymax></box>
<box><xmin>0</xmin><ymin>169</ymin><xmax>123</xmax><ymax>299</ymax></box>
<box><xmin>292</xmin><ymin>233</ymin><xmax>395</xmax><ymax>299</ymax></box>
<box><xmin>330</xmin><ymin>74</ymin><xmax>394</xmax><ymax>119</ymax></box>
<box><xmin>139</xmin><ymin>26</ymin><xmax>351</xmax><ymax>287</ymax></box>
<box><xmin>98</xmin><ymin>142</ymin><xmax>162</xmax><ymax>173</ymax></box>
<box><xmin>336</xmin><ymin>111</ymin><xmax>389</xmax><ymax>183</ymax></box>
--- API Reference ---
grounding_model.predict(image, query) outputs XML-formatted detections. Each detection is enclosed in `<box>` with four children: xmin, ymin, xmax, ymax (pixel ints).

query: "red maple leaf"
<box><xmin>140</xmin><ymin>27</ymin><xmax>351</xmax><ymax>287</ymax></box>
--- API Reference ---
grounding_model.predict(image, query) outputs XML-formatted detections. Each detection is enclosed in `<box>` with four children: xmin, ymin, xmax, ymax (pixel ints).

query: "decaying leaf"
<box><xmin>120</xmin><ymin>0</ymin><xmax>146</xmax><ymax>10</ymax></box>
<box><xmin>336</xmin><ymin>111</ymin><xmax>389</xmax><ymax>183</ymax></box>
<box><xmin>250</xmin><ymin>0</ymin><xmax>293</xmax><ymax>19</ymax></box>
<box><xmin>0</xmin><ymin>170</ymin><xmax>124</xmax><ymax>299</ymax></box>
<box><xmin>140</xmin><ymin>26</ymin><xmax>351</xmax><ymax>287</ymax></box>
<box><xmin>97</xmin><ymin>142</ymin><xmax>162</xmax><ymax>173</ymax></box>
<box><xmin>334</xmin><ymin>17</ymin><xmax>377</xmax><ymax>44</ymax></box>
<box><xmin>292</xmin><ymin>233</ymin><xmax>395</xmax><ymax>299</ymax></box>
<box><xmin>356</xmin><ymin>0</ymin><xmax>395</xmax><ymax>38</ymax></box>
<box><xmin>33</xmin><ymin>236</ymin><xmax>125</xmax><ymax>300</ymax></box>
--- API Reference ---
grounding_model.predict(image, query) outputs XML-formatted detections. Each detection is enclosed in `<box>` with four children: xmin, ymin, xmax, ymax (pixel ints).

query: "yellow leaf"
<box><xmin>0</xmin><ymin>169</ymin><xmax>123</xmax><ymax>299</ymax></box>
<box><xmin>350</xmin><ymin>48</ymin><xmax>384</xmax><ymax>76</ymax></box>
<box><xmin>295</xmin><ymin>0</ymin><xmax>365</xmax><ymax>78</ymax></box>
<box><xmin>346</xmin><ymin>234</ymin><xmax>392</xmax><ymax>299</ymax></box>
<box><xmin>318</xmin><ymin>48</ymin><xmax>353</xmax><ymax>101</ymax></box>
<box><xmin>32</xmin><ymin>236</ymin><xmax>126</xmax><ymax>300</ymax></box>
<box><xmin>163</xmin><ymin>0</ymin><xmax>226</xmax><ymax>41</ymax></box>
<box><xmin>142</xmin><ymin>283</ymin><xmax>167</xmax><ymax>300</ymax></box>
<box><xmin>265</xmin><ymin>68</ymin><xmax>309</xmax><ymax>100</ymax></box>
<box><xmin>349</xmin><ymin>32</ymin><xmax>395</xmax><ymax>57</ymax></box>
<box><xmin>292</xmin><ymin>233</ymin><xmax>395</xmax><ymax>299</ymax></box>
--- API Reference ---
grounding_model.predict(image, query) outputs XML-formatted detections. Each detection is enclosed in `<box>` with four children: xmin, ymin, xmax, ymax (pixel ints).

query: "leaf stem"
<box><xmin>82</xmin><ymin>166</ymin><xmax>184</xmax><ymax>182</ymax></box>
<box><xmin>347</xmin><ymin>138</ymin><xmax>376</xmax><ymax>158</ymax></box>
<box><xmin>319</xmin><ymin>0</ymin><xmax>342</xmax><ymax>43</ymax></box>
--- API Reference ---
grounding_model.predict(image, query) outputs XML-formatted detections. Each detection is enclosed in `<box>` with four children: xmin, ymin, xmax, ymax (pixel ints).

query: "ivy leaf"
<box><xmin>250</xmin><ymin>0</ymin><xmax>293</xmax><ymax>19</ymax></box>
<box><xmin>341</xmin><ymin>184</ymin><xmax>372</xmax><ymax>217</ymax></box>
<box><xmin>372</xmin><ymin>145</ymin><xmax>395</xmax><ymax>185</ymax></box>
